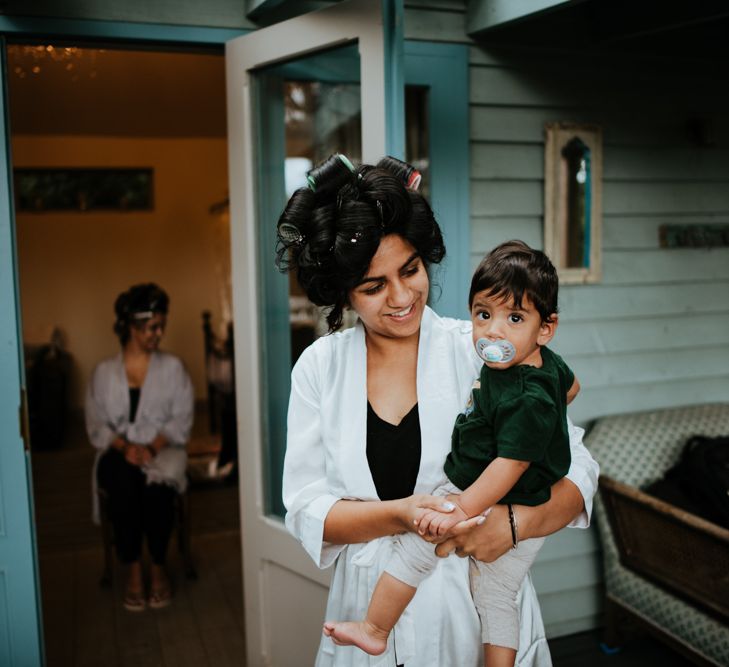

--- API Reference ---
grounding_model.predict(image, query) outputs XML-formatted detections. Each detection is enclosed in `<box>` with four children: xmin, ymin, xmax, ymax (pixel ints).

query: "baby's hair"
<box><xmin>275</xmin><ymin>155</ymin><xmax>444</xmax><ymax>331</ymax></box>
<box><xmin>469</xmin><ymin>240</ymin><xmax>558</xmax><ymax>322</ymax></box>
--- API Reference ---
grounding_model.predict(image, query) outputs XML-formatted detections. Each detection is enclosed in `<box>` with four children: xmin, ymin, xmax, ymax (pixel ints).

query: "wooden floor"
<box><xmin>32</xmin><ymin>411</ymin><xmax>246</xmax><ymax>667</ymax></box>
<box><xmin>39</xmin><ymin>533</ymin><xmax>246</xmax><ymax>667</ymax></box>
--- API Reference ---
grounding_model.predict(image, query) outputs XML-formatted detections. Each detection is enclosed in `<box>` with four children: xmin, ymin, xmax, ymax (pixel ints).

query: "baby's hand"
<box><xmin>403</xmin><ymin>494</ymin><xmax>454</xmax><ymax>533</ymax></box>
<box><xmin>417</xmin><ymin>504</ymin><xmax>469</xmax><ymax>538</ymax></box>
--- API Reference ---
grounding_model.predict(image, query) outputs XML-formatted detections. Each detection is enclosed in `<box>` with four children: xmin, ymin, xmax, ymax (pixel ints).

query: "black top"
<box><xmin>366</xmin><ymin>402</ymin><xmax>422</xmax><ymax>501</ymax></box>
<box><xmin>129</xmin><ymin>387</ymin><xmax>141</xmax><ymax>423</ymax></box>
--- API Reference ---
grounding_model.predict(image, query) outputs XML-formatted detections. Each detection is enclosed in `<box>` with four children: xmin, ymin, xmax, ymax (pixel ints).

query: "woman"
<box><xmin>85</xmin><ymin>283</ymin><xmax>194</xmax><ymax>612</ymax></box>
<box><xmin>279</xmin><ymin>156</ymin><xmax>599</xmax><ymax>666</ymax></box>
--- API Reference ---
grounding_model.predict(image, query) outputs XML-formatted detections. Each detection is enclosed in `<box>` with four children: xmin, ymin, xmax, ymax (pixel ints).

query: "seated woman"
<box><xmin>85</xmin><ymin>283</ymin><xmax>194</xmax><ymax>611</ymax></box>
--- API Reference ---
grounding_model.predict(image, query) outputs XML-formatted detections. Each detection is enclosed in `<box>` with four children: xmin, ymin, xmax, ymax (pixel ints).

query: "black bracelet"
<box><xmin>507</xmin><ymin>504</ymin><xmax>519</xmax><ymax>549</ymax></box>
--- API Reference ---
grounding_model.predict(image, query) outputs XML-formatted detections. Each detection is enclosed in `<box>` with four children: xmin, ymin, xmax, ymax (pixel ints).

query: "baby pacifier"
<box><xmin>476</xmin><ymin>338</ymin><xmax>516</xmax><ymax>363</ymax></box>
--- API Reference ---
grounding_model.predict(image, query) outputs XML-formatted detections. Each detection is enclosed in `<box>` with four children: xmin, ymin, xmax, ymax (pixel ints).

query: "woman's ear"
<box><xmin>537</xmin><ymin>313</ymin><xmax>558</xmax><ymax>346</ymax></box>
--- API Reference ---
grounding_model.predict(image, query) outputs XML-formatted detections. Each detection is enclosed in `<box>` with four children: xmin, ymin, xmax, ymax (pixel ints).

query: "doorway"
<box><xmin>7</xmin><ymin>42</ymin><xmax>244</xmax><ymax>665</ymax></box>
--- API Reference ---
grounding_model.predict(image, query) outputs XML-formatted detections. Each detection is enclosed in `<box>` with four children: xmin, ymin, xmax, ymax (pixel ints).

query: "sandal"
<box><xmin>148</xmin><ymin>586</ymin><xmax>172</xmax><ymax>610</ymax></box>
<box><xmin>123</xmin><ymin>590</ymin><xmax>146</xmax><ymax>612</ymax></box>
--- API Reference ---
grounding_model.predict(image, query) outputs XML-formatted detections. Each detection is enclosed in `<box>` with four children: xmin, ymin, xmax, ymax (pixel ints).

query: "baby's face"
<box><xmin>470</xmin><ymin>291</ymin><xmax>555</xmax><ymax>369</ymax></box>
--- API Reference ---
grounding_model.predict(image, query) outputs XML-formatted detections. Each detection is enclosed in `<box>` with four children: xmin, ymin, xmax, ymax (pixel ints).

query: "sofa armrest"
<box><xmin>599</xmin><ymin>475</ymin><xmax>729</xmax><ymax>623</ymax></box>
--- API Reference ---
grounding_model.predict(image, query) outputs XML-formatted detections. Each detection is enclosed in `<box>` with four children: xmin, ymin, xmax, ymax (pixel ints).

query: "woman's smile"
<box><xmin>387</xmin><ymin>303</ymin><xmax>415</xmax><ymax>319</ymax></box>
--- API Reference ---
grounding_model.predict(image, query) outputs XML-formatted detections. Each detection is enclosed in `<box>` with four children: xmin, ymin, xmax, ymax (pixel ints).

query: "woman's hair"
<box><xmin>113</xmin><ymin>282</ymin><xmax>169</xmax><ymax>345</ymax></box>
<box><xmin>468</xmin><ymin>240</ymin><xmax>559</xmax><ymax>322</ymax></box>
<box><xmin>275</xmin><ymin>155</ymin><xmax>445</xmax><ymax>331</ymax></box>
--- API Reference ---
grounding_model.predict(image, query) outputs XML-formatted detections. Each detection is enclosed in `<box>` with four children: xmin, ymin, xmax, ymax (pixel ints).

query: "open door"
<box><xmin>225</xmin><ymin>1</ymin><xmax>402</xmax><ymax>664</ymax></box>
<box><xmin>0</xmin><ymin>39</ymin><xmax>43</xmax><ymax>667</ymax></box>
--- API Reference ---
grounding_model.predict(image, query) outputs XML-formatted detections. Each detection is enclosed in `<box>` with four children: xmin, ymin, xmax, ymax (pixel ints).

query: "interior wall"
<box><xmin>14</xmin><ymin>135</ymin><xmax>230</xmax><ymax>408</ymax></box>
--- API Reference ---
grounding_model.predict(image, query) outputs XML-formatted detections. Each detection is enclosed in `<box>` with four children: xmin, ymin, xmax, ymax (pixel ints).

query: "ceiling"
<box><xmin>472</xmin><ymin>0</ymin><xmax>729</xmax><ymax>64</ymax></box>
<box><xmin>7</xmin><ymin>45</ymin><xmax>227</xmax><ymax>137</ymax></box>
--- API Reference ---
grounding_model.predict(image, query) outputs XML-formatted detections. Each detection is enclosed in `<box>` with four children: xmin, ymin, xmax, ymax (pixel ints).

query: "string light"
<box><xmin>7</xmin><ymin>44</ymin><xmax>104</xmax><ymax>80</ymax></box>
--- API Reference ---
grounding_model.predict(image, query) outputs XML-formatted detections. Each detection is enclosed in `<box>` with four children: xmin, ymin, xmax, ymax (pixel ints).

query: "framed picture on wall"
<box><xmin>14</xmin><ymin>168</ymin><xmax>154</xmax><ymax>212</ymax></box>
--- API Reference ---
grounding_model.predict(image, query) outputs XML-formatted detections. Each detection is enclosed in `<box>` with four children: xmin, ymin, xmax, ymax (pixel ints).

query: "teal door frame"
<box><xmin>405</xmin><ymin>40</ymin><xmax>470</xmax><ymax>320</ymax></box>
<box><xmin>0</xmin><ymin>17</ymin><xmax>248</xmax><ymax>667</ymax></box>
<box><xmin>0</xmin><ymin>36</ymin><xmax>43</xmax><ymax>667</ymax></box>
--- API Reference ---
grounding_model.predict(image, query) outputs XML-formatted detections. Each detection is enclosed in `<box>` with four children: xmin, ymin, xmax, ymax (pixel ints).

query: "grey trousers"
<box><xmin>385</xmin><ymin>482</ymin><xmax>545</xmax><ymax>651</ymax></box>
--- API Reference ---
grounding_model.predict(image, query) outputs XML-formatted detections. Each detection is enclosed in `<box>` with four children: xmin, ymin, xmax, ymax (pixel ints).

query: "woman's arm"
<box><xmin>324</xmin><ymin>494</ymin><xmax>450</xmax><ymax>544</ymax></box>
<box><xmin>435</xmin><ymin>477</ymin><xmax>584</xmax><ymax>562</ymax></box>
<box><xmin>85</xmin><ymin>365</ymin><xmax>117</xmax><ymax>451</ymax></box>
<box><xmin>435</xmin><ymin>417</ymin><xmax>598</xmax><ymax>562</ymax></box>
<box><xmin>157</xmin><ymin>358</ymin><xmax>194</xmax><ymax>446</ymax></box>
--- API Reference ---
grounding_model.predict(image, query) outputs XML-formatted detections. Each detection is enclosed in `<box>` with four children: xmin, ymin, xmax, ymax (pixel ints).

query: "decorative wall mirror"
<box><xmin>544</xmin><ymin>122</ymin><xmax>603</xmax><ymax>283</ymax></box>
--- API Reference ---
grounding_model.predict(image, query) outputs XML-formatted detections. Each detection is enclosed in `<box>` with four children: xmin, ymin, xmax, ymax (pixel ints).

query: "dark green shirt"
<box><xmin>443</xmin><ymin>346</ymin><xmax>574</xmax><ymax>506</ymax></box>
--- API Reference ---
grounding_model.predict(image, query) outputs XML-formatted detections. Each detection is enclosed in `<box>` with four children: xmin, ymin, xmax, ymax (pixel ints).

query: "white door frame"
<box><xmin>225</xmin><ymin>1</ymin><xmax>392</xmax><ymax>664</ymax></box>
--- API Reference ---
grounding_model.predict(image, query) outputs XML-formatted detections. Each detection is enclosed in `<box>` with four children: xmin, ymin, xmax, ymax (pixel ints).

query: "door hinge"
<box><xmin>19</xmin><ymin>387</ymin><xmax>30</xmax><ymax>452</ymax></box>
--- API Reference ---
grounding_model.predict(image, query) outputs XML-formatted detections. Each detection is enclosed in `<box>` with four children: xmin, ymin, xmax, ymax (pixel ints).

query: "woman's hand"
<box><xmin>123</xmin><ymin>443</ymin><xmax>154</xmax><ymax>467</ymax></box>
<box><xmin>435</xmin><ymin>479</ymin><xmax>586</xmax><ymax>561</ymax></box>
<box><xmin>435</xmin><ymin>504</ymin><xmax>511</xmax><ymax>562</ymax></box>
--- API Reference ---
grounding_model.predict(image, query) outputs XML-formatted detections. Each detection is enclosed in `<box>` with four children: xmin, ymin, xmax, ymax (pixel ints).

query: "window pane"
<box><xmin>405</xmin><ymin>85</ymin><xmax>429</xmax><ymax>198</ymax></box>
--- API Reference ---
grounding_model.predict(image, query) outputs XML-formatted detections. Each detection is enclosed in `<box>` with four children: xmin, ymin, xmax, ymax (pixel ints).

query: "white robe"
<box><xmin>282</xmin><ymin>306</ymin><xmax>599</xmax><ymax>667</ymax></box>
<box><xmin>85</xmin><ymin>351</ymin><xmax>194</xmax><ymax>522</ymax></box>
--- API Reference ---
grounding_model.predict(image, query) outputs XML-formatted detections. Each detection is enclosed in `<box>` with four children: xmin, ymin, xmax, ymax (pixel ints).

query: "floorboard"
<box><xmin>155</xmin><ymin>563</ymin><xmax>209</xmax><ymax>667</ymax></box>
<box><xmin>38</xmin><ymin>551</ymin><xmax>75</xmax><ymax>666</ymax></box>
<box><xmin>33</xmin><ymin>410</ymin><xmax>246</xmax><ymax>667</ymax></box>
<box><xmin>186</xmin><ymin>534</ymin><xmax>247</xmax><ymax>667</ymax></box>
<box><xmin>73</xmin><ymin>548</ymin><xmax>119</xmax><ymax>667</ymax></box>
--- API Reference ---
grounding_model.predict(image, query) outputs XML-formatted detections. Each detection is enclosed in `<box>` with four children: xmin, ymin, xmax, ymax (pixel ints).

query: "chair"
<box><xmin>202</xmin><ymin>311</ymin><xmax>234</xmax><ymax>435</ymax></box>
<box><xmin>586</xmin><ymin>403</ymin><xmax>729</xmax><ymax>666</ymax></box>
<box><xmin>98</xmin><ymin>486</ymin><xmax>197</xmax><ymax>586</ymax></box>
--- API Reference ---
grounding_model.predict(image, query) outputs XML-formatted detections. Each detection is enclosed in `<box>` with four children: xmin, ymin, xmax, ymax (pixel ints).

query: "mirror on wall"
<box><xmin>544</xmin><ymin>122</ymin><xmax>603</xmax><ymax>284</ymax></box>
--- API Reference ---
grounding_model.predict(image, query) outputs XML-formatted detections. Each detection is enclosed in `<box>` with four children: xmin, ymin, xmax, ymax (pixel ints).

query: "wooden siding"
<box><xmin>405</xmin><ymin>0</ymin><xmax>729</xmax><ymax>640</ymax></box>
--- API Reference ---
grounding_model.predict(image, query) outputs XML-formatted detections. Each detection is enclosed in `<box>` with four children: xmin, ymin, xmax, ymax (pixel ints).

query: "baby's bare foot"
<box><xmin>322</xmin><ymin>620</ymin><xmax>388</xmax><ymax>655</ymax></box>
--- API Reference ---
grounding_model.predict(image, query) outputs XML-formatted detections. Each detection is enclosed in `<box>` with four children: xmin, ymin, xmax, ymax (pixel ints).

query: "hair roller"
<box><xmin>112</xmin><ymin>283</ymin><xmax>169</xmax><ymax>345</ymax></box>
<box><xmin>376</xmin><ymin>156</ymin><xmax>422</xmax><ymax>191</ymax></box>
<box><xmin>275</xmin><ymin>187</ymin><xmax>315</xmax><ymax>270</ymax></box>
<box><xmin>307</xmin><ymin>154</ymin><xmax>357</xmax><ymax>199</ymax></box>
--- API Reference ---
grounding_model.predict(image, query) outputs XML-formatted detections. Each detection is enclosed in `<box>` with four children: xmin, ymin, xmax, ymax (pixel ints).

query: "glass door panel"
<box><xmin>255</xmin><ymin>43</ymin><xmax>363</xmax><ymax>517</ymax></box>
<box><xmin>257</xmin><ymin>55</ymin><xmax>436</xmax><ymax>517</ymax></box>
<box><xmin>256</xmin><ymin>49</ymin><xmax>434</xmax><ymax>517</ymax></box>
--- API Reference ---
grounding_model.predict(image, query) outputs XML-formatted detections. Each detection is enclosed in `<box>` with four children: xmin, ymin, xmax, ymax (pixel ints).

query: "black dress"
<box><xmin>96</xmin><ymin>387</ymin><xmax>176</xmax><ymax>564</ymax></box>
<box><xmin>366</xmin><ymin>401</ymin><xmax>422</xmax><ymax>667</ymax></box>
<box><xmin>366</xmin><ymin>401</ymin><xmax>422</xmax><ymax>500</ymax></box>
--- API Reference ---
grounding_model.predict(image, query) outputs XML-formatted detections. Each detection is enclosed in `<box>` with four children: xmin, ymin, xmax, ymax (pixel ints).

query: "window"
<box><xmin>544</xmin><ymin>123</ymin><xmax>602</xmax><ymax>283</ymax></box>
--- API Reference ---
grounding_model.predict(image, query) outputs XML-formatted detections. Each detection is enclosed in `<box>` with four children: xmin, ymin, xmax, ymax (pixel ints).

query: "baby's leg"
<box><xmin>470</xmin><ymin>537</ymin><xmax>545</xmax><ymax>667</ymax></box>
<box><xmin>324</xmin><ymin>573</ymin><xmax>416</xmax><ymax>655</ymax></box>
<box><xmin>324</xmin><ymin>530</ymin><xmax>439</xmax><ymax>655</ymax></box>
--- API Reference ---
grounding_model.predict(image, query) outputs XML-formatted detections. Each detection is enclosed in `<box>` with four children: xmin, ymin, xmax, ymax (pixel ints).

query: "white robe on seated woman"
<box><xmin>283</xmin><ymin>306</ymin><xmax>599</xmax><ymax>667</ymax></box>
<box><xmin>85</xmin><ymin>350</ymin><xmax>194</xmax><ymax>522</ymax></box>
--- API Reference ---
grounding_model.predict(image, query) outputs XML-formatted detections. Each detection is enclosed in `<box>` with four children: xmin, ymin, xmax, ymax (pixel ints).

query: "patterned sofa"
<box><xmin>585</xmin><ymin>403</ymin><xmax>729</xmax><ymax>666</ymax></box>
